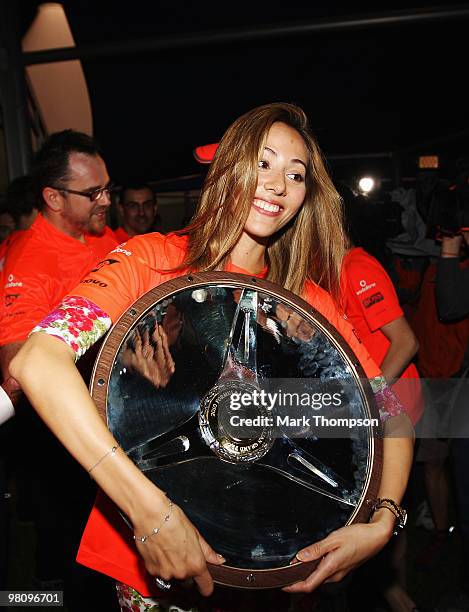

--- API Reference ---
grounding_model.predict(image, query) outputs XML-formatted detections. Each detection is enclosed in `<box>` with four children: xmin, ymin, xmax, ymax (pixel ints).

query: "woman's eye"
<box><xmin>287</xmin><ymin>173</ymin><xmax>304</xmax><ymax>183</ymax></box>
<box><xmin>258</xmin><ymin>160</ymin><xmax>269</xmax><ymax>170</ymax></box>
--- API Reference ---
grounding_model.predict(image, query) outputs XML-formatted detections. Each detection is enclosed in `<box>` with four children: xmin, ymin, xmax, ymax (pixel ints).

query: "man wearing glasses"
<box><xmin>115</xmin><ymin>182</ymin><xmax>159</xmax><ymax>243</ymax></box>
<box><xmin>0</xmin><ymin>129</ymin><xmax>117</xmax><ymax>377</ymax></box>
<box><xmin>0</xmin><ymin>130</ymin><xmax>117</xmax><ymax>604</ymax></box>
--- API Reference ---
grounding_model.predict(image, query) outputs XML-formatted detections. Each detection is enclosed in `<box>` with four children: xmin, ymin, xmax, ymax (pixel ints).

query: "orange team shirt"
<box><xmin>86</xmin><ymin>225</ymin><xmax>118</xmax><ymax>252</ymax></box>
<box><xmin>61</xmin><ymin>232</ymin><xmax>382</xmax><ymax>595</ymax></box>
<box><xmin>410</xmin><ymin>261</ymin><xmax>469</xmax><ymax>378</ymax></box>
<box><xmin>341</xmin><ymin>248</ymin><xmax>423</xmax><ymax>424</ymax></box>
<box><xmin>0</xmin><ymin>229</ymin><xmax>25</xmax><ymax>286</ymax></box>
<box><xmin>114</xmin><ymin>226</ymin><xmax>130</xmax><ymax>243</ymax></box>
<box><xmin>0</xmin><ymin>231</ymin><xmax>25</xmax><ymax>324</ymax></box>
<box><xmin>0</xmin><ymin>214</ymin><xmax>117</xmax><ymax>345</ymax></box>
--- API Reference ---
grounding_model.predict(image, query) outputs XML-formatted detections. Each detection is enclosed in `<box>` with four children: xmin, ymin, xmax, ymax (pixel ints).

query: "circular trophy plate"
<box><xmin>90</xmin><ymin>272</ymin><xmax>382</xmax><ymax>589</ymax></box>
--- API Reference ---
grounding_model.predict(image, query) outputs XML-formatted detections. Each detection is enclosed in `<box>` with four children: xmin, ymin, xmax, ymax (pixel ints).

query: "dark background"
<box><xmin>18</xmin><ymin>1</ymin><xmax>469</xmax><ymax>188</ymax></box>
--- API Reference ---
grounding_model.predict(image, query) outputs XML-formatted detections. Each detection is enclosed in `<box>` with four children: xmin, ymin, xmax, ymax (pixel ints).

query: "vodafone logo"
<box><xmin>356</xmin><ymin>280</ymin><xmax>376</xmax><ymax>295</ymax></box>
<box><xmin>5</xmin><ymin>274</ymin><xmax>23</xmax><ymax>289</ymax></box>
<box><xmin>111</xmin><ymin>246</ymin><xmax>132</xmax><ymax>256</ymax></box>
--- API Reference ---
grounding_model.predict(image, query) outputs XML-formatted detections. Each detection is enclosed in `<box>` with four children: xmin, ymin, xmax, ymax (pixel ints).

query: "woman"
<box><xmin>339</xmin><ymin>183</ymin><xmax>423</xmax><ymax>425</ymax></box>
<box><xmin>10</xmin><ymin>103</ymin><xmax>413</xmax><ymax>610</ymax></box>
<box><xmin>338</xmin><ymin>183</ymin><xmax>421</xmax><ymax>612</ymax></box>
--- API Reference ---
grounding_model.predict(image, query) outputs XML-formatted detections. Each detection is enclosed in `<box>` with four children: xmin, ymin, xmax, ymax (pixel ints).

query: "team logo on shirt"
<box><xmin>4</xmin><ymin>293</ymin><xmax>20</xmax><ymax>307</ymax></box>
<box><xmin>356</xmin><ymin>279</ymin><xmax>376</xmax><ymax>295</ymax></box>
<box><xmin>90</xmin><ymin>258</ymin><xmax>120</xmax><ymax>272</ymax></box>
<box><xmin>4</xmin><ymin>274</ymin><xmax>23</xmax><ymax>289</ymax></box>
<box><xmin>362</xmin><ymin>292</ymin><xmax>384</xmax><ymax>308</ymax></box>
<box><xmin>111</xmin><ymin>246</ymin><xmax>132</xmax><ymax>256</ymax></box>
<box><xmin>80</xmin><ymin>278</ymin><xmax>108</xmax><ymax>288</ymax></box>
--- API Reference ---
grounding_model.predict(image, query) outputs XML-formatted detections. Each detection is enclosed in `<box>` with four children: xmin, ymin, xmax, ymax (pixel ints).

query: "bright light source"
<box><xmin>358</xmin><ymin>176</ymin><xmax>375</xmax><ymax>194</ymax></box>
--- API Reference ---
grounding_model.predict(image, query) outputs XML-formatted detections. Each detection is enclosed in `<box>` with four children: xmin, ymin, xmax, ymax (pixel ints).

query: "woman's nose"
<box><xmin>264</xmin><ymin>172</ymin><xmax>285</xmax><ymax>195</ymax></box>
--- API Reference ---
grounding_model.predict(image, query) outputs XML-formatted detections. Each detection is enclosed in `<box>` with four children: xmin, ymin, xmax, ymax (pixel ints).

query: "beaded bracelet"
<box><xmin>368</xmin><ymin>497</ymin><xmax>407</xmax><ymax>535</ymax></box>
<box><xmin>133</xmin><ymin>497</ymin><xmax>174</xmax><ymax>543</ymax></box>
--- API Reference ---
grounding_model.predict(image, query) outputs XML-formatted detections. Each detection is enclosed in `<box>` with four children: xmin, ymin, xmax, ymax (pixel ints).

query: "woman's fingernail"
<box><xmin>296</xmin><ymin>550</ymin><xmax>310</xmax><ymax>561</ymax></box>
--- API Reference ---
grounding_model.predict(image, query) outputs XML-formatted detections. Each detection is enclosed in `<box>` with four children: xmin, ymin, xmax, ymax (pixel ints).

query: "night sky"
<box><xmin>18</xmin><ymin>1</ymin><xmax>469</xmax><ymax>187</ymax></box>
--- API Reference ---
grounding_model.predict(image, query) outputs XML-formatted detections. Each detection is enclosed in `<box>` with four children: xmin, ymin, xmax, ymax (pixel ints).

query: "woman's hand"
<box><xmin>132</xmin><ymin>498</ymin><xmax>225</xmax><ymax>596</ymax></box>
<box><xmin>283</xmin><ymin>521</ymin><xmax>392</xmax><ymax>593</ymax></box>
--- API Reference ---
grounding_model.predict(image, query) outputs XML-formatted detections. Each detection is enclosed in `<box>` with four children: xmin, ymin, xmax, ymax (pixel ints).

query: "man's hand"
<box><xmin>1</xmin><ymin>376</ymin><xmax>21</xmax><ymax>406</ymax></box>
<box><xmin>121</xmin><ymin>324</ymin><xmax>175</xmax><ymax>388</ymax></box>
<box><xmin>1</xmin><ymin>376</ymin><xmax>20</xmax><ymax>424</ymax></box>
<box><xmin>0</xmin><ymin>341</ymin><xmax>25</xmax><ymax>406</ymax></box>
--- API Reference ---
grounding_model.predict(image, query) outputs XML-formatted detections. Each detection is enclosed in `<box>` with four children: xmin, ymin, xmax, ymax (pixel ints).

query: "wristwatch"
<box><xmin>368</xmin><ymin>497</ymin><xmax>408</xmax><ymax>535</ymax></box>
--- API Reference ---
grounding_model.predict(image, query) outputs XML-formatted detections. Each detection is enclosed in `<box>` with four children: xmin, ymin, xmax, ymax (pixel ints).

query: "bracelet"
<box><xmin>368</xmin><ymin>497</ymin><xmax>407</xmax><ymax>535</ymax></box>
<box><xmin>133</xmin><ymin>497</ymin><xmax>174</xmax><ymax>543</ymax></box>
<box><xmin>88</xmin><ymin>445</ymin><xmax>119</xmax><ymax>476</ymax></box>
<box><xmin>440</xmin><ymin>251</ymin><xmax>459</xmax><ymax>257</ymax></box>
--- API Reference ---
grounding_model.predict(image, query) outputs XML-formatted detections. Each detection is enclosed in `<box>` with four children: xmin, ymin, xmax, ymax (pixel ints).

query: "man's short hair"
<box><xmin>32</xmin><ymin>129</ymin><xmax>102</xmax><ymax>210</ymax></box>
<box><xmin>119</xmin><ymin>182</ymin><xmax>156</xmax><ymax>205</ymax></box>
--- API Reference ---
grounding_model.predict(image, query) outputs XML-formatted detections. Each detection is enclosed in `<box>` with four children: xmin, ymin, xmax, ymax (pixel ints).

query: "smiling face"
<box><xmin>118</xmin><ymin>187</ymin><xmax>157</xmax><ymax>237</ymax></box>
<box><xmin>243</xmin><ymin>121</ymin><xmax>308</xmax><ymax>242</ymax></box>
<box><xmin>48</xmin><ymin>152</ymin><xmax>111</xmax><ymax>237</ymax></box>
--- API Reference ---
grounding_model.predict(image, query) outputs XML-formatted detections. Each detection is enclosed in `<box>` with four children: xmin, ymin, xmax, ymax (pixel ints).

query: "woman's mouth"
<box><xmin>252</xmin><ymin>199</ymin><xmax>282</xmax><ymax>216</ymax></box>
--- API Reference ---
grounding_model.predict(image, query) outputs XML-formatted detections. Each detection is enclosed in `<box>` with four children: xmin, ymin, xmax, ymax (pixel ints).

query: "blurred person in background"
<box><xmin>409</xmin><ymin>165</ymin><xmax>469</xmax><ymax>575</ymax></box>
<box><xmin>115</xmin><ymin>182</ymin><xmax>159</xmax><ymax>242</ymax></box>
<box><xmin>5</xmin><ymin>175</ymin><xmax>39</xmax><ymax>231</ymax></box>
<box><xmin>0</xmin><ymin>206</ymin><xmax>15</xmax><ymax>243</ymax></box>
<box><xmin>339</xmin><ymin>183</ymin><xmax>421</xmax><ymax>415</ymax></box>
<box><xmin>338</xmin><ymin>183</ymin><xmax>422</xmax><ymax>612</ymax></box>
<box><xmin>434</xmin><ymin>189</ymin><xmax>469</xmax><ymax>610</ymax></box>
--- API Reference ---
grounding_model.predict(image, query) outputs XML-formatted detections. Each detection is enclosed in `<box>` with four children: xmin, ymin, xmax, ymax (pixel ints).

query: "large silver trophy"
<box><xmin>90</xmin><ymin>272</ymin><xmax>382</xmax><ymax>589</ymax></box>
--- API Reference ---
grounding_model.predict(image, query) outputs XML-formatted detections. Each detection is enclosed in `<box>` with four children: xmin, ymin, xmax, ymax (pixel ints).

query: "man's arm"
<box><xmin>379</xmin><ymin>317</ymin><xmax>419</xmax><ymax>382</ymax></box>
<box><xmin>0</xmin><ymin>250</ymin><xmax>58</xmax><ymax>402</ymax></box>
<box><xmin>436</xmin><ymin>235</ymin><xmax>469</xmax><ymax>320</ymax></box>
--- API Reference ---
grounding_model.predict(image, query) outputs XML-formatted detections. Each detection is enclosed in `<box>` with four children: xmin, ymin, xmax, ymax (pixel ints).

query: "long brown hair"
<box><xmin>183</xmin><ymin>103</ymin><xmax>346</xmax><ymax>299</ymax></box>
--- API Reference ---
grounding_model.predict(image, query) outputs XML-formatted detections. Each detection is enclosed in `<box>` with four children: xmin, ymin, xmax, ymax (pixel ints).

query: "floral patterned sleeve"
<box><xmin>370</xmin><ymin>375</ymin><xmax>405</xmax><ymax>422</ymax></box>
<box><xmin>29</xmin><ymin>296</ymin><xmax>112</xmax><ymax>362</ymax></box>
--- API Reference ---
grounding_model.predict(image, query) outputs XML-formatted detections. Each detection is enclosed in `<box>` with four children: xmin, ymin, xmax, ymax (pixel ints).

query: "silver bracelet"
<box><xmin>133</xmin><ymin>498</ymin><xmax>174</xmax><ymax>543</ymax></box>
<box><xmin>88</xmin><ymin>445</ymin><xmax>119</xmax><ymax>477</ymax></box>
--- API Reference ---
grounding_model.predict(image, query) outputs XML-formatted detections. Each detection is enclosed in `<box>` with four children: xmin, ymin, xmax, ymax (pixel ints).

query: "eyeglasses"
<box><xmin>51</xmin><ymin>183</ymin><xmax>115</xmax><ymax>203</ymax></box>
